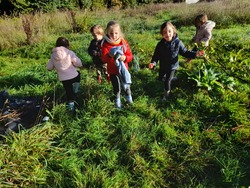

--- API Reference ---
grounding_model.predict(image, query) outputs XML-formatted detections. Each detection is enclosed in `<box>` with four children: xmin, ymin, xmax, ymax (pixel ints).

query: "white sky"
<box><xmin>186</xmin><ymin>0</ymin><xmax>200</xmax><ymax>4</ymax></box>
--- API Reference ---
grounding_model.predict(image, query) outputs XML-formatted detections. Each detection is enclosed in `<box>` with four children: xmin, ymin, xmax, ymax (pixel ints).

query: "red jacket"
<box><xmin>101</xmin><ymin>39</ymin><xmax>133</xmax><ymax>75</ymax></box>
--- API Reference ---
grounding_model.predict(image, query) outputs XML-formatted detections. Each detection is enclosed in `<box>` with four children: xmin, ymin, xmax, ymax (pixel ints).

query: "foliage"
<box><xmin>187</xmin><ymin>62</ymin><xmax>236</xmax><ymax>92</ymax></box>
<box><xmin>8</xmin><ymin>0</ymin><xmax>79</xmax><ymax>12</ymax></box>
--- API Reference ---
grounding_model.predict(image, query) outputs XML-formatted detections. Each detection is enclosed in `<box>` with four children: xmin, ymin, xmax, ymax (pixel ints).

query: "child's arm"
<box><xmin>148</xmin><ymin>43</ymin><xmax>160</xmax><ymax>69</ymax></box>
<box><xmin>46</xmin><ymin>59</ymin><xmax>54</xmax><ymax>71</ymax></box>
<box><xmin>200</xmin><ymin>29</ymin><xmax>212</xmax><ymax>44</ymax></box>
<box><xmin>192</xmin><ymin>28</ymin><xmax>199</xmax><ymax>43</ymax></box>
<box><xmin>179</xmin><ymin>41</ymin><xmax>198</xmax><ymax>59</ymax></box>
<box><xmin>123</xmin><ymin>41</ymin><xmax>133</xmax><ymax>63</ymax></box>
<box><xmin>101</xmin><ymin>44</ymin><xmax>113</xmax><ymax>64</ymax></box>
<box><xmin>87</xmin><ymin>40</ymin><xmax>98</xmax><ymax>57</ymax></box>
<box><xmin>71</xmin><ymin>51</ymin><xmax>83</xmax><ymax>69</ymax></box>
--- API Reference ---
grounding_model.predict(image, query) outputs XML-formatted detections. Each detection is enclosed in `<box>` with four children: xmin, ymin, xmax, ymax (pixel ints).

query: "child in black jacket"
<box><xmin>88</xmin><ymin>24</ymin><xmax>109</xmax><ymax>83</ymax></box>
<box><xmin>148</xmin><ymin>21</ymin><xmax>204</xmax><ymax>101</ymax></box>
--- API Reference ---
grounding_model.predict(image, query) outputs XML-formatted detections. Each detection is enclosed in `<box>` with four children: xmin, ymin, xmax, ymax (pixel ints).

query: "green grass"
<box><xmin>0</xmin><ymin>1</ymin><xmax>250</xmax><ymax>187</ymax></box>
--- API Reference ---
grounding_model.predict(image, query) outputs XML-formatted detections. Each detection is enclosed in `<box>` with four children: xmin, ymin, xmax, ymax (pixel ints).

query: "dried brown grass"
<box><xmin>0</xmin><ymin>0</ymin><xmax>249</xmax><ymax>50</ymax></box>
<box><xmin>0</xmin><ymin>17</ymin><xmax>25</xmax><ymax>50</ymax></box>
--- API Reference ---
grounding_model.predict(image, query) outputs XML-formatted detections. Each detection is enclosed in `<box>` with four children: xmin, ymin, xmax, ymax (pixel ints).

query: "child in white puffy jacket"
<box><xmin>47</xmin><ymin>37</ymin><xmax>83</xmax><ymax>111</ymax></box>
<box><xmin>187</xmin><ymin>14</ymin><xmax>215</xmax><ymax>62</ymax></box>
<box><xmin>192</xmin><ymin>13</ymin><xmax>216</xmax><ymax>48</ymax></box>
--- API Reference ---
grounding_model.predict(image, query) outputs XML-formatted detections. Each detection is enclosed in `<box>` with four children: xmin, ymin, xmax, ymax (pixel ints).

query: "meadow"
<box><xmin>0</xmin><ymin>0</ymin><xmax>250</xmax><ymax>187</ymax></box>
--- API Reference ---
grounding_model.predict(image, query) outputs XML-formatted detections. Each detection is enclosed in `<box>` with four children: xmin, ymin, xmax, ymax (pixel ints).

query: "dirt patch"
<box><xmin>0</xmin><ymin>90</ymin><xmax>52</xmax><ymax>136</ymax></box>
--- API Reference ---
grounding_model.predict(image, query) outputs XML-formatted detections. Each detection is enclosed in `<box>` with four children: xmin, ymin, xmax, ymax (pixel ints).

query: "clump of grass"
<box><xmin>0</xmin><ymin>17</ymin><xmax>25</xmax><ymax>50</ymax></box>
<box><xmin>0</xmin><ymin>123</ymin><xmax>62</xmax><ymax>187</ymax></box>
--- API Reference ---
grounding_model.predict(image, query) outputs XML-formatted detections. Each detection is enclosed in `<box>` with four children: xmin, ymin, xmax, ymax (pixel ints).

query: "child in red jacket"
<box><xmin>101</xmin><ymin>20</ymin><xmax>133</xmax><ymax>109</ymax></box>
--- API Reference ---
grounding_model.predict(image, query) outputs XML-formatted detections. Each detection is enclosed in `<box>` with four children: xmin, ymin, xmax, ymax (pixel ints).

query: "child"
<box><xmin>101</xmin><ymin>20</ymin><xmax>133</xmax><ymax>109</ymax></box>
<box><xmin>47</xmin><ymin>37</ymin><xmax>83</xmax><ymax>112</ymax></box>
<box><xmin>187</xmin><ymin>14</ymin><xmax>215</xmax><ymax>62</ymax></box>
<box><xmin>192</xmin><ymin>13</ymin><xmax>216</xmax><ymax>48</ymax></box>
<box><xmin>148</xmin><ymin>21</ymin><xmax>204</xmax><ymax>101</ymax></box>
<box><xmin>88</xmin><ymin>24</ymin><xmax>109</xmax><ymax>83</ymax></box>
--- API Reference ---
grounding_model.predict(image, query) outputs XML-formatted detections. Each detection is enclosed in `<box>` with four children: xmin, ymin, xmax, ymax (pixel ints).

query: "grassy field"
<box><xmin>0</xmin><ymin>0</ymin><xmax>250</xmax><ymax>187</ymax></box>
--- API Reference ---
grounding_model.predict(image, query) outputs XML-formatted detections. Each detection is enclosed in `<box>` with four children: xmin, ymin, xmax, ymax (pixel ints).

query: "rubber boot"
<box><xmin>68</xmin><ymin>101</ymin><xmax>75</xmax><ymax>114</ymax></box>
<box><xmin>115</xmin><ymin>98</ymin><xmax>122</xmax><ymax>109</ymax></box>
<box><xmin>126</xmin><ymin>95</ymin><xmax>133</xmax><ymax>104</ymax></box>
<box><xmin>73</xmin><ymin>82</ymin><xmax>80</xmax><ymax>94</ymax></box>
<box><xmin>162</xmin><ymin>90</ymin><xmax>170</xmax><ymax>101</ymax></box>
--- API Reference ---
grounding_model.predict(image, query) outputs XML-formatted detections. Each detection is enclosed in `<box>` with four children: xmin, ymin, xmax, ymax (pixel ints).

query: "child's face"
<box><xmin>92</xmin><ymin>33</ymin><xmax>103</xmax><ymax>41</ymax></box>
<box><xmin>107</xmin><ymin>26</ymin><xmax>120</xmax><ymax>41</ymax></box>
<box><xmin>162</xmin><ymin>25</ymin><xmax>174</xmax><ymax>42</ymax></box>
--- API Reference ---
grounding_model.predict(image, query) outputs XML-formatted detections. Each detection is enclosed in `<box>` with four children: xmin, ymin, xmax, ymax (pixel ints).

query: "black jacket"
<box><xmin>88</xmin><ymin>39</ymin><xmax>103</xmax><ymax>65</ymax></box>
<box><xmin>151</xmin><ymin>34</ymin><xmax>197</xmax><ymax>80</ymax></box>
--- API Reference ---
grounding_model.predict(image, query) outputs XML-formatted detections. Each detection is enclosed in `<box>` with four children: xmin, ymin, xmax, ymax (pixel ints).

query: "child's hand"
<box><xmin>148</xmin><ymin>63</ymin><xmax>155</xmax><ymax>69</ymax></box>
<box><xmin>196</xmin><ymin>50</ymin><xmax>205</xmax><ymax>57</ymax></box>
<box><xmin>119</xmin><ymin>55</ymin><xmax>126</xmax><ymax>62</ymax></box>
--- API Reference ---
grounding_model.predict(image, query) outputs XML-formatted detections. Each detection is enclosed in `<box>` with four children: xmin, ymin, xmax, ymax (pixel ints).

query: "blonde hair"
<box><xmin>90</xmin><ymin>24</ymin><xmax>104</xmax><ymax>35</ymax></box>
<box><xmin>105</xmin><ymin>20</ymin><xmax>124</xmax><ymax>38</ymax></box>
<box><xmin>160</xmin><ymin>21</ymin><xmax>177</xmax><ymax>36</ymax></box>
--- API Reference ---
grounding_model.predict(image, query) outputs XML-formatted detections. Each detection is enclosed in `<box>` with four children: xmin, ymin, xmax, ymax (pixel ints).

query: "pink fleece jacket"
<box><xmin>193</xmin><ymin>20</ymin><xmax>216</xmax><ymax>46</ymax></box>
<box><xmin>47</xmin><ymin>46</ymin><xmax>82</xmax><ymax>81</ymax></box>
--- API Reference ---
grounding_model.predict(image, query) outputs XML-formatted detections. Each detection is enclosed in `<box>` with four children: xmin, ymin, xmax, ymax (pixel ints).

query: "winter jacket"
<box><xmin>151</xmin><ymin>34</ymin><xmax>197</xmax><ymax>81</ymax></box>
<box><xmin>101</xmin><ymin>38</ymin><xmax>133</xmax><ymax>75</ymax></box>
<box><xmin>192</xmin><ymin>20</ymin><xmax>216</xmax><ymax>46</ymax></box>
<box><xmin>47</xmin><ymin>46</ymin><xmax>82</xmax><ymax>81</ymax></box>
<box><xmin>88</xmin><ymin>39</ymin><xmax>103</xmax><ymax>65</ymax></box>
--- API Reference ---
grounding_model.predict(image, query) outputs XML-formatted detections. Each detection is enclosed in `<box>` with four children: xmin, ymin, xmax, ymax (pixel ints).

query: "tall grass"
<box><xmin>0</xmin><ymin>123</ymin><xmax>63</xmax><ymax>187</ymax></box>
<box><xmin>1</xmin><ymin>0</ymin><xmax>250</xmax><ymax>51</ymax></box>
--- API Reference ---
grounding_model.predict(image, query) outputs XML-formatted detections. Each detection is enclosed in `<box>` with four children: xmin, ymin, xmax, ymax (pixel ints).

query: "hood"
<box><xmin>173</xmin><ymin>33</ymin><xmax>179</xmax><ymax>41</ymax></box>
<box><xmin>51</xmin><ymin>46</ymin><xmax>69</xmax><ymax>61</ymax></box>
<box><xmin>202</xmin><ymin>20</ymin><xmax>216</xmax><ymax>30</ymax></box>
<box><xmin>170</xmin><ymin>33</ymin><xmax>179</xmax><ymax>44</ymax></box>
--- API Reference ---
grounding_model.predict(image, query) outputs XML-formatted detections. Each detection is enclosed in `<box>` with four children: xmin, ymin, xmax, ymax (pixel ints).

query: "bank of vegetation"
<box><xmin>0</xmin><ymin>0</ymin><xmax>249</xmax><ymax>187</ymax></box>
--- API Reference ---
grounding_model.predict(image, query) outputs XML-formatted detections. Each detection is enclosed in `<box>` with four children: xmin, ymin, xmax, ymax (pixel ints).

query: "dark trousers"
<box><xmin>62</xmin><ymin>72</ymin><xmax>80</xmax><ymax>102</ymax></box>
<box><xmin>110</xmin><ymin>74</ymin><xmax>131</xmax><ymax>99</ymax></box>
<box><xmin>164</xmin><ymin>70</ymin><xmax>176</xmax><ymax>92</ymax></box>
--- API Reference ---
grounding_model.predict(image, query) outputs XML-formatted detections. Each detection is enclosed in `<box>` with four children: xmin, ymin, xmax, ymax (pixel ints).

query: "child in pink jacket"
<box><xmin>192</xmin><ymin>13</ymin><xmax>216</xmax><ymax>48</ymax></box>
<box><xmin>187</xmin><ymin>14</ymin><xmax>215</xmax><ymax>62</ymax></box>
<box><xmin>47</xmin><ymin>37</ymin><xmax>83</xmax><ymax>112</ymax></box>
